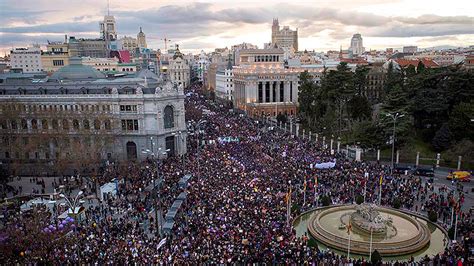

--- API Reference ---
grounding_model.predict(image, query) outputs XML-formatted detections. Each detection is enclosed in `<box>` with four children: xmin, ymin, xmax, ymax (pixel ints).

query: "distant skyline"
<box><xmin>0</xmin><ymin>0</ymin><xmax>473</xmax><ymax>54</ymax></box>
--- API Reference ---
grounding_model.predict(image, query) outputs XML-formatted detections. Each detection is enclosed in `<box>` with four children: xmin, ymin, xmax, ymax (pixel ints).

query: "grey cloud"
<box><xmin>367</xmin><ymin>24</ymin><xmax>474</xmax><ymax>37</ymax></box>
<box><xmin>1</xmin><ymin>21</ymin><xmax>98</xmax><ymax>34</ymax></box>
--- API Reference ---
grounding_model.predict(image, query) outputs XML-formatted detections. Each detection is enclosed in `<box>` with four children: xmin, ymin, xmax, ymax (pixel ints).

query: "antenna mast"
<box><xmin>107</xmin><ymin>0</ymin><xmax>110</xmax><ymax>16</ymax></box>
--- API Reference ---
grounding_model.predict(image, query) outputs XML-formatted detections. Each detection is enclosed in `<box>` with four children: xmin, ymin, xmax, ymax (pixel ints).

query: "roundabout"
<box><xmin>294</xmin><ymin>204</ymin><xmax>449</xmax><ymax>260</ymax></box>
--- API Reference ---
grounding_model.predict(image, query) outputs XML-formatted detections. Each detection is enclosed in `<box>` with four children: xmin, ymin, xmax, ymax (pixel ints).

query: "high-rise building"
<box><xmin>121</xmin><ymin>36</ymin><xmax>138</xmax><ymax>56</ymax></box>
<box><xmin>137</xmin><ymin>27</ymin><xmax>147</xmax><ymax>49</ymax></box>
<box><xmin>10</xmin><ymin>47</ymin><xmax>43</xmax><ymax>73</ymax></box>
<box><xmin>349</xmin><ymin>33</ymin><xmax>365</xmax><ymax>56</ymax></box>
<box><xmin>100</xmin><ymin>15</ymin><xmax>117</xmax><ymax>42</ymax></box>
<box><xmin>271</xmin><ymin>18</ymin><xmax>298</xmax><ymax>52</ymax></box>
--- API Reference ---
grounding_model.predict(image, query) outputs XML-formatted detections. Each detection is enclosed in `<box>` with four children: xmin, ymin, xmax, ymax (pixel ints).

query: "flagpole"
<box><xmin>369</xmin><ymin>226</ymin><xmax>373</xmax><ymax>261</ymax></box>
<box><xmin>303</xmin><ymin>180</ymin><xmax>306</xmax><ymax>207</ymax></box>
<box><xmin>363</xmin><ymin>172</ymin><xmax>368</xmax><ymax>203</ymax></box>
<box><xmin>378</xmin><ymin>176</ymin><xmax>382</xmax><ymax>206</ymax></box>
<box><xmin>347</xmin><ymin>228</ymin><xmax>351</xmax><ymax>259</ymax></box>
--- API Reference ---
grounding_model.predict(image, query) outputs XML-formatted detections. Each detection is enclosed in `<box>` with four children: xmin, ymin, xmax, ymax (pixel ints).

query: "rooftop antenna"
<box><xmin>107</xmin><ymin>0</ymin><xmax>110</xmax><ymax>16</ymax></box>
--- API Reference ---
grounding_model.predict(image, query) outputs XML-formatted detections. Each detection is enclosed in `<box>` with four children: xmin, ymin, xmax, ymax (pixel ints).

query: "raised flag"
<box><xmin>379</xmin><ymin>175</ymin><xmax>383</xmax><ymax>186</ymax></box>
<box><xmin>346</xmin><ymin>220</ymin><xmax>352</xmax><ymax>234</ymax></box>
<box><xmin>157</xmin><ymin>237</ymin><xmax>167</xmax><ymax>250</ymax></box>
<box><xmin>314</xmin><ymin>176</ymin><xmax>318</xmax><ymax>187</ymax></box>
<box><xmin>303</xmin><ymin>180</ymin><xmax>307</xmax><ymax>191</ymax></box>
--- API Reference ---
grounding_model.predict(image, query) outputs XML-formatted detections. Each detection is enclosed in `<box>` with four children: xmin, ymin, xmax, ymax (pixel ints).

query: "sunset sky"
<box><xmin>0</xmin><ymin>0</ymin><xmax>473</xmax><ymax>54</ymax></box>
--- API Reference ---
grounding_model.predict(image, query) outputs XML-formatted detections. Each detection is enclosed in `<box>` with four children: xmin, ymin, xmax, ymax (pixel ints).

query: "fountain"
<box><xmin>296</xmin><ymin>204</ymin><xmax>448</xmax><ymax>258</ymax></box>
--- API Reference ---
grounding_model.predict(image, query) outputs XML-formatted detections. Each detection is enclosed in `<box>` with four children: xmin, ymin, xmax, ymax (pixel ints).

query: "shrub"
<box><xmin>428</xmin><ymin>210</ymin><xmax>438</xmax><ymax>222</ymax></box>
<box><xmin>307</xmin><ymin>238</ymin><xmax>318</xmax><ymax>248</ymax></box>
<box><xmin>355</xmin><ymin>195</ymin><xmax>364</xmax><ymax>205</ymax></box>
<box><xmin>392</xmin><ymin>198</ymin><xmax>401</xmax><ymax>209</ymax></box>
<box><xmin>321</xmin><ymin>195</ymin><xmax>332</xmax><ymax>206</ymax></box>
<box><xmin>371</xmin><ymin>249</ymin><xmax>382</xmax><ymax>264</ymax></box>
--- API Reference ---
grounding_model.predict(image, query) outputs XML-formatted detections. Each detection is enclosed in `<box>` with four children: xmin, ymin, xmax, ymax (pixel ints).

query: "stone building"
<box><xmin>41</xmin><ymin>42</ymin><xmax>70</xmax><ymax>73</ymax></box>
<box><xmin>233</xmin><ymin>48</ymin><xmax>322</xmax><ymax>117</ymax></box>
<box><xmin>10</xmin><ymin>47</ymin><xmax>43</xmax><ymax>73</ymax></box>
<box><xmin>68</xmin><ymin>37</ymin><xmax>107</xmax><ymax>58</ymax></box>
<box><xmin>271</xmin><ymin>18</ymin><xmax>298</xmax><ymax>52</ymax></box>
<box><xmin>364</xmin><ymin>63</ymin><xmax>385</xmax><ymax>103</ymax></box>
<box><xmin>349</xmin><ymin>34</ymin><xmax>365</xmax><ymax>56</ymax></box>
<box><xmin>168</xmin><ymin>45</ymin><xmax>190</xmax><ymax>88</ymax></box>
<box><xmin>215</xmin><ymin>57</ymin><xmax>233</xmax><ymax>101</ymax></box>
<box><xmin>0</xmin><ymin>57</ymin><xmax>186</xmax><ymax>175</ymax></box>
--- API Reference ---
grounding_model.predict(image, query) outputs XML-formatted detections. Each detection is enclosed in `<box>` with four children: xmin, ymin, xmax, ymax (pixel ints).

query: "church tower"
<box><xmin>271</xmin><ymin>18</ymin><xmax>280</xmax><ymax>44</ymax></box>
<box><xmin>137</xmin><ymin>27</ymin><xmax>147</xmax><ymax>48</ymax></box>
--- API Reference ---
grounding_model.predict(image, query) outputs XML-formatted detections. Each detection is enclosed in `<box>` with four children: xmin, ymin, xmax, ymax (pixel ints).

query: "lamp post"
<box><xmin>59</xmin><ymin>190</ymin><xmax>83</xmax><ymax>216</ymax></box>
<box><xmin>386</xmin><ymin>112</ymin><xmax>404</xmax><ymax>175</ymax></box>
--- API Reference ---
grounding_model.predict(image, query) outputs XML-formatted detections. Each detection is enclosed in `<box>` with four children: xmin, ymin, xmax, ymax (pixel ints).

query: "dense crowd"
<box><xmin>0</xmin><ymin>83</ymin><xmax>472</xmax><ymax>264</ymax></box>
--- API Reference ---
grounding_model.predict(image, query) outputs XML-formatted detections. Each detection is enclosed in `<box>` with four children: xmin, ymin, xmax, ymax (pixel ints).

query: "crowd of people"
<box><xmin>0</xmin><ymin>83</ymin><xmax>472</xmax><ymax>264</ymax></box>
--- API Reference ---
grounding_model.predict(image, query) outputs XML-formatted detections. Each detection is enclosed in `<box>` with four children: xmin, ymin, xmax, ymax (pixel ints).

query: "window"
<box><xmin>73</xmin><ymin>119</ymin><xmax>79</xmax><ymax>130</ymax></box>
<box><xmin>31</xmin><ymin>119</ymin><xmax>38</xmax><ymax>129</ymax></box>
<box><xmin>104</xmin><ymin>120</ymin><xmax>111</xmax><ymax>130</ymax></box>
<box><xmin>53</xmin><ymin>60</ymin><xmax>64</xmax><ymax>66</ymax></box>
<box><xmin>11</xmin><ymin>120</ymin><xmax>17</xmax><ymax>130</ymax></box>
<box><xmin>94</xmin><ymin>119</ymin><xmax>101</xmax><ymax>130</ymax></box>
<box><xmin>62</xmin><ymin>119</ymin><xmax>69</xmax><ymax>130</ymax></box>
<box><xmin>52</xmin><ymin>119</ymin><xmax>58</xmax><ymax>130</ymax></box>
<box><xmin>0</xmin><ymin>120</ymin><xmax>6</xmax><ymax>129</ymax></box>
<box><xmin>164</xmin><ymin>105</ymin><xmax>174</xmax><ymax>129</ymax></box>
<box><xmin>121</xmin><ymin>119</ymin><xmax>139</xmax><ymax>131</ymax></box>
<box><xmin>21</xmin><ymin>119</ymin><xmax>28</xmax><ymax>130</ymax></box>
<box><xmin>83</xmin><ymin>120</ymin><xmax>90</xmax><ymax>130</ymax></box>
<box><xmin>41</xmin><ymin>119</ymin><xmax>48</xmax><ymax>130</ymax></box>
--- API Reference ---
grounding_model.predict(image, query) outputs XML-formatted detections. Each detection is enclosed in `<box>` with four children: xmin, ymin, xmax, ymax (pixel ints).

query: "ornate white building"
<box><xmin>349</xmin><ymin>33</ymin><xmax>365</xmax><ymax>56</ymax></box>
<box><xmin>215</xmin><ymin>58</ymin><xmax>233</xmax><ymax>101</ymax></box>
<box><xmin>196</xmin><ymin>51</ymin><xmax>210</xmax><ymax>82</ymax></box>
<box><xmin>233</xmin><ymin>48</ymin><xmax>323</xmax><ymax>117</ymax></box>
<box><xmin>0</xmin><ymin>57</ymin><xmax>186</xmax><ymax>175</ymax></box>
<box><xmin>168</xmin><ymin>45</ymin><xmax>190</xmax><ymax>88</ymax></box>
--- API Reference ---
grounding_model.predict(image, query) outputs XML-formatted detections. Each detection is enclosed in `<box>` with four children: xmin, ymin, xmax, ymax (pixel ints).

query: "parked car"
<box><xmin>447</xmin><ymin>171</ymin><xmax>471</xmax><ymax>182</ymax></box>
<box><xmin>394</xmin><ymin>165</ymin><xmax>412</xmax><ymax>175</ymax></box>
<box><xmin>414</xmin><ymin>167</ymin><xmax>435</xmax><ymax>177</ymax></box>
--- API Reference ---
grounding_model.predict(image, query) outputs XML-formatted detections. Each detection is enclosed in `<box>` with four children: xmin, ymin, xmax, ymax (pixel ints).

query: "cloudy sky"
<box><xmin>0</xmin><ymin>0</ymin><xmax>473</xmax><ymax>54</ymax></box>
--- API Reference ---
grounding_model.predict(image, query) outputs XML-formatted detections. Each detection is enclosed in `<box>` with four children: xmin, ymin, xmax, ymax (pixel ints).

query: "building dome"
<box><xmin>50</xmin><ymin>57</ymin><xmax>106</xmax><ymax>80</ymax></box>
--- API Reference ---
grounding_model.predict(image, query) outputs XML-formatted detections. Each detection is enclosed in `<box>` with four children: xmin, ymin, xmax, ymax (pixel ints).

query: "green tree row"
<box><xmin>298</xmin><ymin>61</ymin><xmax>474</xmax><ymax>154</ymax></box>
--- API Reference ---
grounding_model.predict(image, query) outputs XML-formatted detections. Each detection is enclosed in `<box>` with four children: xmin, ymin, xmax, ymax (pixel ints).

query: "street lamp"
<box><xmin>59</xmin><ymin>190</ymin><xmax>83</xmax><ymax>215</ymax></box>
<box><xmin>386</xmin><ymin>112</ymin><xmax>404</xmax><ymax>175</ymax></box>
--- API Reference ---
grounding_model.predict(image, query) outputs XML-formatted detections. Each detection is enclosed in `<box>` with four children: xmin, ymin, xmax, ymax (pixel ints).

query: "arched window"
<box><xmin>62</xmin><ymin>119</ymin><xmax>69</xmax><ymax>130</ymax></box>
<box><xmin>41</xmin><ymin>119</ymin><xmax>48</xmax><ymax>130</ymax></box>
<box><xmin>52</xmin><ymin>119</ymin><xmax>59</xmax><ymax>130</ymax></box>
<box><xmin>163</xmin><ymin>105</ymin><xmax>174</xmax><ymax>129</ymax></box>
<box><xmin>21</xmin><ymin>119</ymin><xmax>28</xmax><ymax>130</ymax></box>
<box><xmin>73</xmin><ymin>119</ymin><xmax>79</xmax><ymax>130</ymax></box>
<box><xmin>104</xmin><ymin>120</ymin><xmax>111</xmax><ymax>130</ymax></box>
<box><xmin>94</xmin><ymin>119</ymin><xmax>101</xmax><ymax>130</ymax></box>
<box><xmin>83</xmin><ymin>120</ymin><xmax>90</xmax><ymax>130</ymax></box>
<box><xmin>11</xmin><ymin>120</ymin><xmax>18</xmax><ymax>130</ymax></box>
<box><xmin>31</xmin><ymin>119</ymin><xmax>38</xmax><ymax>130</ymax></box>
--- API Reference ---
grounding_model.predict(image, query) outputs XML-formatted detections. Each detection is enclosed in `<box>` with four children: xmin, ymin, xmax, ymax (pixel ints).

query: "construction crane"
<box><xmin>161</xmin><ymin>37</ymin><xmax>171</xmax><ymax>51</ymax></box>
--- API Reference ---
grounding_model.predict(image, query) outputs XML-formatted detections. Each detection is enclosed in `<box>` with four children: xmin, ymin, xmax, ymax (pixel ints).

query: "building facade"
<box><xmin>10</xmin><ymin>47</ymin><xmax>43</xmax><ymax>73</ymax></box>
<box><xmin>137</xmin><ymin>27</ymin><xmax>147</xmax><ymax>49</ymax></box>
<box><xmin>349</xmin><ymin>34</ymin><xmax>365</xmax><ymax>56</ymax></box>
<box><xmin>41</xmin><ymin>42</ymin><xmax>70</xmax><ymax>73</ymax></box>
<box><xmin>271</xmin><ymin>18</ymin><xmax>298</xmax><ymax>52</ymax></box>
<box><xmin>168</xmin><ymin>45</ymin><xmax>191</xmax><ymax>88</ymax></box>
<box><xmin>196</xmin><ymin>51</ymin><xmax>210</xmax><ymax>83</ymax></box>
<box><xmin>215</xmin><ymin>62</ymin><xmax>233</xmax><ymax>101</ymax></box>
<box><xmin>81</xmin><ymin>57</ymin><xmax>137</xmax><ymax>73</ymax></box>
<box><xmin>68</xmin><ymin>37</ymin><xmax>108</xmax><ymax>58</ymax></box>
<box><xmin>364</xmin><ymin>63</ymin><xmax>385</xmax><ymax>103</ymax></box>
<box><xmin>233</xmin><ymin>48</ymin><xmax>322</xmax><ymax>117</ymax></box>
<box><xmin>0</xmin><ymin>58</ymin><xmax>187</xmax><ymax>175</ymax></box>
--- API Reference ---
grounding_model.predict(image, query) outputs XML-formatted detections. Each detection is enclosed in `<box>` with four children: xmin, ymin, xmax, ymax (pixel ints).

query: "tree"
<box><xmin>383</xmin><ymin>61</ymin><xmax>403</xmax><ymax>95</ymax></box>
<box><xmin>347</xmin><ymin>95</ymin><xmax>371</xmax><ymax>121</ymax></box>
<box><xmin>392</xmin><ymin>198</ymin><xmax>401</xmax><ymax>209</ymax></box>
<box><xmin>321</xmin><ymin>195</ymin><xmax>332</xmax><ymax>206</ymax></box>
<box><xmin>428</xmin><ymin>210</ymin><xmax>438</xmax><ymax>222</ymax></box>
<box><xmin>371</xmin><ymin>249</ymin><xmax>382</xmax><ymax>264</ymax></box>
<box><xmin>276</xmin><ymin>113</ymin><xmax>288</xmax><ymax>124</ymax></box>
<box><xmin>355</xmin><ymin>195</ymin><xmax>364</xmax><ymax>205</ymax></box>
<box><xmin>353</xmin><ymin>65</ymin><xmax>369</xmax><ymax>95</ymax></box>
<box><xmin>432</xmin><ymin>123</ymin><xmax>453</xmax><ymax>151</ymax></box>
<box><xmin>448</xmin><ymin>100</ymin><xmax>474</xmax><ymax>141</ymax></box>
